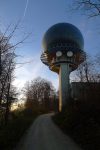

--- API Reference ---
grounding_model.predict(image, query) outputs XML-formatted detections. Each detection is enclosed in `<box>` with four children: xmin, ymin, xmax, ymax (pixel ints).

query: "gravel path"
<box><xmin>15</xmin><ymin>114</ymin><xmax>82</xmax><ymax>150</ymax></box>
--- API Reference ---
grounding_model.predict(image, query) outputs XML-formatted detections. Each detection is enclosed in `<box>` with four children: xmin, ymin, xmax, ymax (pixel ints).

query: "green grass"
<box><xmin>53</xmin><ymin>100</ymin><xmax>100</xmax><ymax>150</ymax></box>
<box><xmin>0</xmin><ymin>108</ymin><xmax>38</xmax><ymax>150</ymax></box>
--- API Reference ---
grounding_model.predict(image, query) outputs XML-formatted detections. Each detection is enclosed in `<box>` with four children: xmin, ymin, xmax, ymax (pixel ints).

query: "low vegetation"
<box><xmin>0</xmin><ymin>107</ymin><xmax>40</xmax><ymax>150</ymax></box>
<box><xmin>53</xmin><ymin>99</ymin><xmax>100</xmax><ymax>150</ymax></box>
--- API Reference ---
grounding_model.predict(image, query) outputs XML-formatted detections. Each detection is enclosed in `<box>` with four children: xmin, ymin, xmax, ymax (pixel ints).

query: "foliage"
<box><xmin>53</xmin><ymin>99</ymin><xmax>100</xmax><ymax>150</ymax></box>
<box><xmin>0</xmin><ymin>108</ymin><xmax>38</xmax><ymax>150</ymax></box>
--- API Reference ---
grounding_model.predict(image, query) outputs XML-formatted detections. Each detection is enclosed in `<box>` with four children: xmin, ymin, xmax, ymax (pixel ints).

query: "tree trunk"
<box><xmin>5</xmin><ymin>80</ymin><xmax>11</xmax><ymax>125</ymax></box>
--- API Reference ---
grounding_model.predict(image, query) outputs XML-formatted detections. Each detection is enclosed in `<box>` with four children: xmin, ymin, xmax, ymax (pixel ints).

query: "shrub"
<box><xmin>53</xmin><ymin>99</ymin><xmax>100</xmax><ymax>150</ymax></box>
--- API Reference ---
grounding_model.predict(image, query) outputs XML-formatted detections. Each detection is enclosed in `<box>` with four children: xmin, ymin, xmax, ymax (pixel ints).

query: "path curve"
<box><xmin>15</xmin><ymin>114</ymin><xmax>82</xmax><ymax>150</ymax></box>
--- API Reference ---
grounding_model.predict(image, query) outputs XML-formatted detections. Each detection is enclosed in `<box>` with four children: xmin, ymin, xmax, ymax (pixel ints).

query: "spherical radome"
<box><xmin>42</xmin><ymin>23</ymin><xmax>84</xmax><ymax>52</ymax></box>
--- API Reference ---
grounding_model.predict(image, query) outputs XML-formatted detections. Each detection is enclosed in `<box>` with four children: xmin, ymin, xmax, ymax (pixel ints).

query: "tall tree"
<box><xmin>0</xmin><ymin>21</ymin><xmax>29</xmax><ymax>124</ymax></box>
<box><xmin>72</xmin><ymin>54</ymin><xmax>100</xmax><ymax>82</ymax></box>
<box><xmin>24</xmin><ymin>77</ymin><xmax>56</xmax><ymax>112</ymax></box>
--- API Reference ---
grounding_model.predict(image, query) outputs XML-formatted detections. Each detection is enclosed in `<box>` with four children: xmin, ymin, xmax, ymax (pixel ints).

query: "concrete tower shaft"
<box><xmin>41</xmin><ymin>23</ymin><xmax>85</xmax><ymax>111</ymax></box>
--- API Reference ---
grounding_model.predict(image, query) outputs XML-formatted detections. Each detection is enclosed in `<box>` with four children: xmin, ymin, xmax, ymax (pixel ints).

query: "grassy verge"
<box><xmin>0</xmin><ymin>108</ymin><xmax>39</xmax><ymax>150</ymax></box>
<box><xmin>53</xmin><ymin>100</ymin><xmax>100</xmax><ymax>150</ymax></box>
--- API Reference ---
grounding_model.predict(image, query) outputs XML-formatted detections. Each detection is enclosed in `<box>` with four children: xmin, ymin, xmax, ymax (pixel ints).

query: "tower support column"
<box><xmin>59</xmin><ymin>63</ymin><xmax>70</xmax><ymax>111</ymax></box>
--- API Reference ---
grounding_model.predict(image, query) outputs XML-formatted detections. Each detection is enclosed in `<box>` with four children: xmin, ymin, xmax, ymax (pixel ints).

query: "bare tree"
<box><xmin>71</xmin><ymin>0</ymin><xmax>100</xmax><ymax>18</ymax></box>
<box><xmin>24</xmin><ymin>77</ymin><xmax>56</xmax><ymax>112</ymax></box>
<box><xmin>0</xmin><ymin>21</ymin><xmax>30</xmax><ymax>124</ymax></box>
<box><xmin>73</xmin><ymin>54</ymin><xmax>100</xmax><ymax>82</ymax></box>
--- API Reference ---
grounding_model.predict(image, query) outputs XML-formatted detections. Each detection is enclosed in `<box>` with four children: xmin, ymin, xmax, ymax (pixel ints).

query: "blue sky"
<box><xmin>0</xmin><ymin>0</ymin><xmax>100</xmax><ymax>90</ymax></box>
